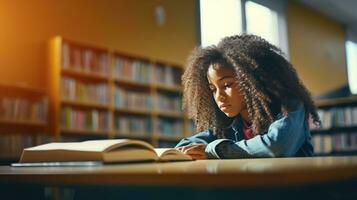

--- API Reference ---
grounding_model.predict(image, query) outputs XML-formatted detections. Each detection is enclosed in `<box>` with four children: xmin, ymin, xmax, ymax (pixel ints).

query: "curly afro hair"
<box><xmin>182</xmin><ymin>34</ymin><xmax>320</xmax><ymax>137</ymax></box>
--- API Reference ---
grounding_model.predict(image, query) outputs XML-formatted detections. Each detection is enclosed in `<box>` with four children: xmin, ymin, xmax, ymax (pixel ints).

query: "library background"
<box><xmin>1</xmin><ymin>0</ymin><xmax>357</xmax><ymax>164</ymax></box>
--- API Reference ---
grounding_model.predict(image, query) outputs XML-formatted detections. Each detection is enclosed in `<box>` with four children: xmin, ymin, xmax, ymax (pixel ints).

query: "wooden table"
<box><xmin>1</xmin><ymin>156</ymin><xmax>357</xmax><ymax>199</ymax></box>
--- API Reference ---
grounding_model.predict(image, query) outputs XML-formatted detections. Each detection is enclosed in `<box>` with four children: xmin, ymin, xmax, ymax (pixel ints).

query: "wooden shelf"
<box><xmin>61</xmin><ymin>128</ymin><xmax>109</xmax><ymax>136</ymax></box>
<box><xmin>49</xmin><ymin>36</ymin><xmax>188</xmax><ymax>147</ymax></box>
<box><xmin>154</xmin><ymin>60</ymin><xmax>184</xmax><ymax>69</ymax></box>
<box><xmin>155</xmin><ymin>84</ymin><xmax>183</xmax><ymax>93</ymax></box>
<box><xmin>315</xmin><ymin>149</ymin><xmax>357</xmax><ymax>157</ymax></box>
<box><xmin>316</xmin><ymin>95</ymin><xmax>357</xmax><ymax>107</ymax></box>
<box><xmin>113</xmin><ymin>51</ymin><xmax>152</xmax><ymax>63</ymax></box>
<box><xmin>61</xmin><ymin>37</ymin><xmax>110</xmax><ymax>52</ymax></box>
<box><xmin>311</xmin><ymin>126</ymin><xmax>357</xmax><ymax>135</ymax></box>
<box><xmin>61</xmin><ymin>100</ymin><xmax>109</xmax><ymax>110</ymax></box>
<box><xmin>0</xmin><ymin>82</ymin><xmax>46</xmax><ymax>97</ymax></box>
<box><xmin>113</xmin><ymin>79</ymin><xmax>151</xmax><ymax>89</ymax></box>
<box><xmin>0</xmin><ymin>118</ymin><xmax>47</xmax><ymax>127</ymax></box>
<box><xmin>61</xmin><ymin>68</ymin><xmax>109</xmax><ymax>82</ymax></box>
<box><xmin>114</xmin><ymin>108</ymin><xmax>152</xmax><ymax>115</ymax></box>
<box><xmin>114</xmin><ymin>79</ymin><xmax>183</xmax><ymax>93</ymax></box>
<box><xmin>156</xmin><ymin>111</ymin><xmax>185</xmax><ymax>118</ymax></box>
<box><xmin>0</xmin><ymin>83</ymin><xmax>49</xmax><ymax>160</ymax></box>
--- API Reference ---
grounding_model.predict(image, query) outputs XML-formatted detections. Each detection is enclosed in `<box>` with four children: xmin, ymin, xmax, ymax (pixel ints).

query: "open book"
<box><xmin>16</xmin><ymin>139</ymin><xmax>193</xmax><ymax>165</ymax></box>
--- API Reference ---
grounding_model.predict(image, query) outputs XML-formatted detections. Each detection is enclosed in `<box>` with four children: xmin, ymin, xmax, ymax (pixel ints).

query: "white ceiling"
<box><xmin>296</xmin><ymin>0</ymin><xmax>357</xmax><ymax>39</ymax></box>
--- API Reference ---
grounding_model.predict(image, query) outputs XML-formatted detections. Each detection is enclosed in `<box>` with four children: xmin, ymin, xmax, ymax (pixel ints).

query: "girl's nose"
<box><xmin>219</xmin><ymin>94</ymin><xmax>226</xmax><ymax>101</ymax></box>
<box><xmin>216</xmin><ymin>90</ymin><xmax>226</xmax><ymax>101</ymax></box>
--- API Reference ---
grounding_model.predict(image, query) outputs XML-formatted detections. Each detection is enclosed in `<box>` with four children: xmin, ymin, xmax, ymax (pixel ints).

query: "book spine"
<box><xmin>61</xmin><ymin>107</ymin><xmax>109</xmax><ymax>131</ymax></box>
<box><xmin>0</xmin><ymin>97</ymin><xmax>48</xmax><ymax>123</ymax></box>
<box><xmin>113</xmin><ymin>87</ymin><xmax>152</xmax><ymax>111</ymax></box>
<box><xmin>61</xmin><ymin>77</ymin><xmax>109</xmax><ymax>105</ymax></box>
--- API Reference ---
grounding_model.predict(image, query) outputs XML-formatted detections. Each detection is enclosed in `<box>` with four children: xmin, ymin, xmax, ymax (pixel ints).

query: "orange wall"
<box><xmin>0</xmin><ymin>0</ymin><xmax>196</xmax><ymax>89</ymax></box>
<box><xmin>288</xmin><ymin>1</ymin><xmax>347</xmax><ymax>96</ymax></box>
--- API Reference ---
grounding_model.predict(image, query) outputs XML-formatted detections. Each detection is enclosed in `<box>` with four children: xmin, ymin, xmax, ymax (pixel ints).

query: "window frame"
<box><xmin>198</xmin><ymin>0</ymin><xmax>289</xmax><ymax>58</ymax></box>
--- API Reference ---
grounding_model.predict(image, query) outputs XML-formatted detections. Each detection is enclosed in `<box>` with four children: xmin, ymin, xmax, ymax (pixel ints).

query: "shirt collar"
<box><xmin>225</xmin><ymin>114</ymin><xmax>243</xmax><ymax>132</ymax></box>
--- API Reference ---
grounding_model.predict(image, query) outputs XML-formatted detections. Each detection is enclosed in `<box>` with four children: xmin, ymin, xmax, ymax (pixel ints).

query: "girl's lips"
<box><xmin>220</xmin><ymin>104</ymin><xmax>231</xmax><ymax>110</ymax></box>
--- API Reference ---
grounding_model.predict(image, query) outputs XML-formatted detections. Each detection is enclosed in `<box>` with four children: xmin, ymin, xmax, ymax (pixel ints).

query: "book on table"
<box><xmin>12</xmin><ymin>139</ymin><xmax>192</xmax><ymax>166</ymax></box>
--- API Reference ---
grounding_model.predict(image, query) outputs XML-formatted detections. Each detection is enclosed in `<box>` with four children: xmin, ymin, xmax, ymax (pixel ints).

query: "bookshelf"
<box><xmin>48</xmin><ymin>36</ymin><xmax>189</xmax><ymax>147</ymax></box>
<box><xmin>311</xmin><ymin>96</ymin><xmax>357</xmax><ymax>156</ymax></box>
<box><xmin>0</xmin><ymin>83</ymin><xmax>49</xmax><ymax>161</ymax></box>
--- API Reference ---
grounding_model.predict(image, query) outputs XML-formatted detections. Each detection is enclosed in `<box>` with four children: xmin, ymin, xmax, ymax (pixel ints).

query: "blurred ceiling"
<box><xmin>296</xmin><ymin>0</ymin><xmax>357</xmax><ymax>35</ymax></box>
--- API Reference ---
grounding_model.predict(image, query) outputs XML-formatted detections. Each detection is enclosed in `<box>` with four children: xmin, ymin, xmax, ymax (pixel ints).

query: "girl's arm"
<box><xmin>175</xmin><ymin>129</ymin><xmax>217</xmax><ymax>148</ymax></box>
<box><xmin>205</xmin><ymin>103</ymin><xmax>309</xmax><ymax>158</ymax></box>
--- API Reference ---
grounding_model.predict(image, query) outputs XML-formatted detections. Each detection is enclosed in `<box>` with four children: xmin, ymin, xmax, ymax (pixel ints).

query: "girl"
<box><xmin>176</xmin><ymin>34</ymin><xmax>320</xmax><ymax>159</ymax></box>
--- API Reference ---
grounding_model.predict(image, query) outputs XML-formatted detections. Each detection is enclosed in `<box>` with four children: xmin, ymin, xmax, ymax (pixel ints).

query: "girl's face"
<box><xmin>207</xmin><ymin>64</ymin><xmax>246</xmax><ymax>118</ymax></box>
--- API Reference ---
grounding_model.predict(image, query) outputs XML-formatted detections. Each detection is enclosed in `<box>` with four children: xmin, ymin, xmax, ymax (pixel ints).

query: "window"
<box><xmin>199</xmin><ymin>0</ymin><xmax>242</xmax><ymax>47</ymax></box>
<box><xmin>244</xmin><ymin>0</ymin><xmax>289</xmax><ymax>56</ymax></box>
<box><xmin>346</xmin><ymin>40</ymin><xmax>357</xmax><ymax>94</ymax></box>
<box><xmin>245</xmin><ymin>1</ymin><xmax>279</xmax><ymax>47</ymax></box>
<box><xmin>199</xmin><ymin>0</ymin><xmax>288</xmax><ymax>56</ymax></box>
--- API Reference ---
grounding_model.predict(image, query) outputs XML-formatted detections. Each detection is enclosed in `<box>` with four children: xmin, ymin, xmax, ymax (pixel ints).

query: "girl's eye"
<box><xmin>224</xmin><ymin>83</ymin><xmax>233</xmax><ymax>89</ymax></box>
<box><xmin>208</xmin><ymin>86</ymin><xmax>216</xmax><ymax>93</ymax></box>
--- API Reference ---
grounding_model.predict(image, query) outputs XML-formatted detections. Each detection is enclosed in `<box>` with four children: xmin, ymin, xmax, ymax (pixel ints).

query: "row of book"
<box><xmin>156</xmin><ymin>93</ymin><xmax>181</xmax><ymax>112</ymax></box>
<box><xmin>59</xmin><ymin>109</ymin><xmax>187</xmax><ymax>137</ymax></box>
<box><xmin>312</xmin><ymin>132</ymin><xmax>357</xmax><ymax>154</ymax></box>
<box><xmin>0</xmin><ymin>134</ymin><xmax>54</xmax><ymax>159</ymax></box>
<box><xmin>157</xmin><ymin>118</ymin><xmax>183</xmax><ymax>136</ymax></box>
<box><xmin>155</xmin><ymin>65</ymin><xmax>182</xmax><ymax>86</ymax></box>
<box><xmin>60</xmin><ymin>76</ymin><xmax>183</xmax><ymax>111</ymax></box>
<box><xmin>113</xmin><ymin>87</ymin><xmax>152</xmax><ymax>110</ymax></box>
<box><xmin>0</xmin><ymin>97</ymin><xmax>48</xmax><ymax>122</ymax></box>
<box><xmin>311</xmin><ymin>107</ymin><xmax>357</xmax><ymax>130</ymax></box>
<box><xmin>113</xmin><ymin>57</ymin><xmax>154</xmax><ymax>83</ymax></box>
<box><xmin>113</xmin><ymin>57</ymin><xmax>182</xmax><ymax>87</ymax></box>
<box><xmin>61</xmin><ymin>107</ymin><xmax>109</xmax><ymax>130</ymax></box>
<box><xmin>61</xmin><ymin>43</ymin><xmax>110</xmax><ymax>75</ymax></box>
<box><xmin>114</xmin><ymin>116</ymin><xmax>190</xmax><ymax>137</ymax></box>
<box><xmin>0</xmin><ymin>134</ymin><xmax>33</xmax><ymax>159</ymax></box>
<box><xmin>114</xmin><ymin>116</ymin><xmax>151</xmax><ymax>136</ymax></box>
<box><xmin>61</xmin><ymin>77</ymin><xmax>109</xmax><ymax>104</ymax></box>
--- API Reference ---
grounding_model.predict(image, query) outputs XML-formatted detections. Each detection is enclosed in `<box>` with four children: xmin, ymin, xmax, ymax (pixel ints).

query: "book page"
<box><xmin>25</xmin><ymin>139</ymin><xmax>134</xmax><ymax>152</ymax></box>
<box><xmin>154</xmin><ymin>148</ymin><xmax>176</xmax><ymax>157</ymax></box>
<box><xmin>154</xmin><ymin>148</ymin><xmax>192</xmax><ymax>161</ymax></box>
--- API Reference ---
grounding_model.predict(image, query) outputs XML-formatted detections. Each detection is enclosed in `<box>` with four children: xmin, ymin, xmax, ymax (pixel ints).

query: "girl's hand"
<box><xmin>177</xmin><ymin>144</ymin><xmax>207</xmax><ymax>160</ymax></box>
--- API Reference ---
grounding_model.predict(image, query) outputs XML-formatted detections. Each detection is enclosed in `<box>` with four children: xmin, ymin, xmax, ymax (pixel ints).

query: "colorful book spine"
<box><xmin>115</xmin><ymin>116</ymin><xmax>151</xmax><ymax>135</ymax></box>
<box><xmin>311</xmin><ymin>107</ymin><xmax>357</xmax><ymax>130</ymax></box>
<box><xmin>60</xmin><ymin>107</ymin><xmax>109</xmax><ymax>131</ymax></box>
<box><xmin>113</xmin><ymin>87</ymin><xmax>152</xmax><ymax>110</ymax></box>
<box><xmin>0</xmin><ymin>97</ymin><xmax>48</xmax><ymax>122</ymax></box>
<box><xmin>61</xmin><ymin>42</ymin><xmax>109</xmax><ymax>75</ymax></box>
<box><xmin>113</xmin><ymin>56</ymin><xmax>153</xmax><ymax>83</ymax></box>
<box><xmin>312</xmin><ymin>132</ymin><xmax>357</xmax><ymax>154</ymax></box>
<box><xmin>156</xmin><ymin>93</ymin><xmax>181</xmax><ymax>112</ymax></box>
<box><xmin>156</xmin><ymin>118</ymin><xmax>183</xmax><ymax>136</ymax></box>
<box><xmin>155</xmin><ymin>64</ymin><xmax>182</xmax><ymax>86</ymax></box>
<box><xmin>0</xmin><ymin>134</ymin><xmax>55</xmax><ymax>159</ymax></box>
<box><xmin>61</xmin><ymin>77</ymin><xmax>108</xmax><ymax>104</ymax></box>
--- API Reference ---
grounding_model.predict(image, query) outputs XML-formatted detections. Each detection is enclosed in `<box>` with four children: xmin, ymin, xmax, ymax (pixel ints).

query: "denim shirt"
<box><xmin>176</xmin><ymin>102</ymin><xmax>314</xmax><ymax>158</ymax></box>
